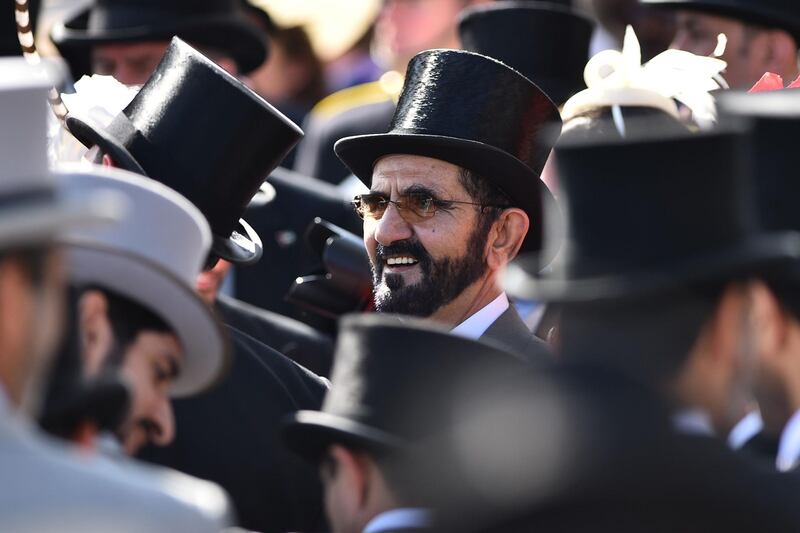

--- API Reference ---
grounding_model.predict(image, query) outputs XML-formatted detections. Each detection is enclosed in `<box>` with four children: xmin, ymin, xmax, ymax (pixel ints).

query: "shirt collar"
<box><xmin>672</xmin><ymin>408</ymin><xmax>715</xmax><ymax>437</ymax></box>
<box><xmin>777</xmin><ymin>409</ymin><xmax>800</xmax><ymax>472</ymax></box>
<box><xmin>450</xmin><ymin>293</ymin><xmax>509</xmax><ymax>341</ymax></box>
<box><xmin>363</xmin><ymin>508</ymin><xmax>431</xmax><ymax>533</ymax></box>
<box><xmin>727</xmin><ymin>410</ymin><xmax>763</xmax><ymax>450</ymax></box>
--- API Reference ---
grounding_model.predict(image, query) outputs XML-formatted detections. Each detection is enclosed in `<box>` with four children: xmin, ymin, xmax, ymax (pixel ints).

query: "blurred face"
<box><xmin>375</xmin><ymin>0</ymin><xmax>468</xmax><ymax>69</ymax></box>
<box><xmin>0</xmin><ymin>249</ymin><xmax>66</xmax><ymax>416</ymax></box>
<box><xmin>92</xmin><ymin>41</ymin><xmax>239</xmax><ymax>86</ymax></box>
<box><xmin>78</xmin><ymin>290</ymin><xmax>183</xmax><ymax>454</ymax></box>
<box><xmin>671</xmin><ymin>11</ymin><xmax>773</xmax><ymax>89</ymax></box>
<box><xmin>92</xmin><ymin>41</ymin><xmax>171</xmax><ymax>86</ymax></box>
<box><xmin>362</xmin><ymin>155</ymin><xmax>490</xmax><ymax>318</ymax></box>
<box><xmin>115</xmin><ymin>331</ymin><xmax>182</xmax><ymax>454</ymax></box>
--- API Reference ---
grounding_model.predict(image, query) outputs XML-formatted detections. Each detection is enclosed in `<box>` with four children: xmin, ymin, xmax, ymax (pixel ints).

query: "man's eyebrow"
<box><xmin>401</xmin><ymin>184</ymin><xmax>441</xmax><ymax>197</ymax></box>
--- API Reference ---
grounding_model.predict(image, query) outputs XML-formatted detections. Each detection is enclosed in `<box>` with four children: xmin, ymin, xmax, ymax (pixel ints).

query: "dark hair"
<box><xmin>558</xmin><ymin>283</ymin><xmax>728</xmax><ymax>385</ymax></box>
<box><xmin>561</xmin><ymin>106</ymin><xmax>690</xmax><ymax>144</ymax></box>
<box><xmin>0</xmin><ymin>247</ymin><xmax>49</xmax><ymax>284</ymax></box>
<box><xmin>40</xmin><ymin>285</ymin><xmax>131</xmax><ymax>439</ymax></box>
<box><xmin>83</xmin><ymin>286</ymin><xmax>173</xmax><ymax>368</ymax></box>
<box><xmin>765</xmin><ymin>278</ymin><xmax>800</xmax><ymax>323</ymax></box>
<box><xmin>457</xmin><ymin>167</ymin><xmax>512</xmax><ymax>236</ymax></box>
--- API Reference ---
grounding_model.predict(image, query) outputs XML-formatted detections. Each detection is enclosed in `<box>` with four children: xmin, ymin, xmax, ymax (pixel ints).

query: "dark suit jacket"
<box><xmin>740</xmin><ymin>431</ymin><xmax>781</xmax><ymax>469</ymax></box>
<box><xmin>138</xmin><ymin>326</ymin><xmax>329</xmax><ymax>533</ymax></box>
<box><xmin>480</xmin><ymin>306</ymin><xmax>551</xmax><ymax>365</ymax></box>
<box><xmin>216</xmin><ymin>295</ymin><xmax>334</xmax><ymax>376</ymax></box>
<box><xmin>433</xmin><ymin>364</ymin><xmax>800</xmax><ymax>533</ymax></box>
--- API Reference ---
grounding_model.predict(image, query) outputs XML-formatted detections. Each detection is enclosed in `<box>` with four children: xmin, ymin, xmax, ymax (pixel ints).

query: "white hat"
<box><xmin>58</xmin><ymin>163</ymin><xmax>230</xmax><ymax>397</ymax></box>
<box><xmin>0</xmin><ymin>58</ymin><xmax>120</xmax><ymax>247</ymax></box>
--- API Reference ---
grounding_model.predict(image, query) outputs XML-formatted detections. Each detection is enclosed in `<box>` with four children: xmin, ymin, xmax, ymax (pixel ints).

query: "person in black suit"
<box><xmin>335</xmin><ymin>49</ymin><xmax>560</xmax><ymax>363</ymax></box>
<box><xmin>720</xmin><ymin>90</ymin><xmax>800</xmax><ymax>472</ymax></box>
<box><xmin>283</xmin><ymin>314</ymin><xmax>529</xmax><ymax>533</ymax></box>
<box><xmin>433</xmin><ymin>113</ymin><xmax>800</xmax><ymax>532</ymax></box>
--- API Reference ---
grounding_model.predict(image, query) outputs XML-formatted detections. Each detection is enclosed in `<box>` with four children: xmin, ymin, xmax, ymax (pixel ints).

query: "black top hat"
<box><xmin>335</xmin><ymin>49</ymin><xmax>562</xmax><ymax>256</ymax></box>
<box><xmin>66</xmin><ymin>37</ymin><xmax>304</xmax><ymax>266</ymax></box>
<box><xmin>719</xmin><ymin>91</ymin><xmax>800</xmax><ymax>263</ymax></box>
<box><xmin>458</xmin><ymin>1</ymin><xmax>593</xmax><ymax>105</ymax></box>
<box><xmin>504</xmin><ymin>124</ymin><xmax>800</xmax><ymax>302</ymax></box>
<box><xmin>50</xmin><ymin>0</ymin><xmax>267</xmax><ymax>79</ymax></box>
<box><xmin>283</xmin><ymin>314</ymin><xmax>525</xmax><ymax>462</ymax></box>
<box><xmin>640</xmin><ymin>0</ymin><xmax>800</xmax><ymax>42</ymax></box>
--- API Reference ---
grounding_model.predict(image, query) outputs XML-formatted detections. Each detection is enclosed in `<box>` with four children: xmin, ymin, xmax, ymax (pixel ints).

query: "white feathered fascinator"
<box><xmin>561</xmin><ymin>26</ymin><xmax>729</xmax><ymax>130</ymax></box>
<box><xmin>51</xmin><ymin>75</ymin><xmax>139</xmax><ymax>164</ymax></box>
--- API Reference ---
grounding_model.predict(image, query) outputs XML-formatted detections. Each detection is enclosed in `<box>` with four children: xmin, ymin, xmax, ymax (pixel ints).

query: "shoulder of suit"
<box><xmin>310</xmin><ymin>71</ymin><xmax>404</xmax><ymax>120</ymax></box>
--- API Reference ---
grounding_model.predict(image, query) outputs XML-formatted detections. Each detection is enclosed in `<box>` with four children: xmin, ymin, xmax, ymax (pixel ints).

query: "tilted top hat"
<box><xmin>640</xmin><ymin>0</ymin><xmax>800</xmax><ymax>41</ymax></box>
<box><xmin>719</xmin><ymin>91</ymin><xmax>800</xmax><ymax>262</ymax></box>
<box><xmin>458</xmin><ymin>1</ymin><xmax>594</xmax><ymax>105</ymax></box>
<box><xmin>50</xmin><ymin>0</ymin><xmax>267</xmax><ymax>79</ymax></box>
<box><xmin>0</xmin><ymin>58</ymin><xmax>119</xmax><ymax>248</ymax></box>
<box><xmin>335</xmin><ymin>49</ymin><xmax>563</xmax><ymax>255</ymax></box>
<box><xmin>504</xmin><ymin>124</ymin><xmax>800</xmax><ymax>302</ymax></box>
<box><xmin>66</xmin><ymin>37</ymin><xmax>304</xmax><ymax>266</ymax></box>
<box><xmin>59</xmin><ymin>163</ymin><xmax>230</xmax><ymax>397</ymax></box>
<box><xmin>283</xmin><ymin>314</ymin><xmax>526</xmax><ymax>462</ymax></box>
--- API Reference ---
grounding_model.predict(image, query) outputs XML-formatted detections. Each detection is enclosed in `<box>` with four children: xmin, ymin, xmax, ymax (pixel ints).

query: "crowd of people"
<box><xmin>2</xmin><ymin>0</ymin><xmax>800</xmax><ymax>531</ymax></box>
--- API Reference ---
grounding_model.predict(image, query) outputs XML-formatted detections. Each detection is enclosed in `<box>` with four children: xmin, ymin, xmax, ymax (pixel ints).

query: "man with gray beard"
<box><xmin>335</xmin><ymin>48</ymin><xmax>560</xmax><ymax>362</ymax></box>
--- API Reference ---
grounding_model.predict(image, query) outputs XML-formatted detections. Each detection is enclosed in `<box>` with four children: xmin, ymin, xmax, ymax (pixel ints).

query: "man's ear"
<box><xmin>77</xmin><ymin>289</ymin><xmax>114</xmax><ymax>377</ymax></box>
<box><xmin>101</xmin><ymin>154</ymin><xmax>116</xmax><ymax>168</ymax></box>
<box><xmin>485</xmin><ymin>208</ymin><xmax>529</xmax><ymax>271</ymax></box>
<box><xmin>326</xmin><ymin>444</ymin><xmax>373</xmax><ymax>514</ymax></box>
<box><xmin>749</xmin><ymin>280</ymin><xmax>789</xmax><ymax>366</ymax></box>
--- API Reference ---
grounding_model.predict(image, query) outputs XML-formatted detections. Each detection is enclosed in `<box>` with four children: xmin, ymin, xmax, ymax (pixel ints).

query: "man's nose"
<box><xmin>372</xmin><ymin>202</ymin><xmax>413</xmax><ymax>246</ymax></box>
<box><xmin>150</xmin><ymin>398</ymin><xmax>176</xmax><ymax>447</ymax></box>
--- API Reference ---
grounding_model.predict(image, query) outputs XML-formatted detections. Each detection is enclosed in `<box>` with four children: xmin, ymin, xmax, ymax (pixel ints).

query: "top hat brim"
<box><xmin>66</xmin><ymin>114</ymin><xmax>263</xmax><ymax>266</ymax></box>
<box><xmin>51</xmin><ymin>8</ymin><xmax>267</xmax><ymax>75</ymax></box>
<box><xmin>0</xmin><ymin>180</ymin><xmax>121</xmax><ymax>251</ymax></box>
<box><xmin>65</xmin><ymin>243</ymin><xmax>230</xmax><ymax>397</ymax></box>
<box><xmin>505</xmin><ymin>232</ymin><xmax>800</xmax><ymax>303</ymax></box>
<box><xmin>640</xmin><ymin>1</ymin><xmax>800</xmax><ymax>38</ymax></box>
<box><xmin>283</xmin><ymin>410</ymin><xmax>406</xmax><ymax>464</ymax></box>
<box><xmin>335</xmin><ymin>132</ymin><xmax>560</xmax><ymax>262</ymax></box>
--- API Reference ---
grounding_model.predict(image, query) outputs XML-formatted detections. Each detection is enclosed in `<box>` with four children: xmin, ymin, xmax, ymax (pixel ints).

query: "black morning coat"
<box><xmin>138</xmin><ymin>325</ymin><xmax>329</xmax><ymax>533</ymax></box>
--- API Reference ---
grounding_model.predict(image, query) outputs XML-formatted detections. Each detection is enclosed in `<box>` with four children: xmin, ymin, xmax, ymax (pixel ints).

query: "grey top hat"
<box><xmin>0</xmin><ymin>58</ymin><xmax>120</xmax><ymax>249</ymax></box>
<box><xmin>59</xmin><ymin>164</ymin><xmax>230</xmax><ymax>397</ymax></box>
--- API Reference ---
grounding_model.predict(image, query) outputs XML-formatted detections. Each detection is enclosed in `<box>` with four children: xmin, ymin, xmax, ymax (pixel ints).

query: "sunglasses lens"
<box><xmin>354</xmin><ymin>195</ymin><xmax>387</xmax><ymax>220</ymax></box>
<box><xmin>404</xmin><ymin>193</ymin><xmax>436</xmax><ymax>219</ymax></box>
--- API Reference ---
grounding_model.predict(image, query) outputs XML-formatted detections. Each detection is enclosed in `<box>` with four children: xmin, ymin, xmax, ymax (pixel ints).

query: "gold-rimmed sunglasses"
<box><xmin>352</xmin><ymin>192</ymin><xmax>507</xmax><ymax>224</ymax></box>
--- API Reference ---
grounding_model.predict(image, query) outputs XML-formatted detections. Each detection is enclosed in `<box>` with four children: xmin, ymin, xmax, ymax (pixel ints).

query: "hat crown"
<box><xmin>0</xmin><ymin>59</ymin><xmax>55</xmax><ymax>194</ymax></box>
<box><xmin>720</xmin><ymin>91</ymin><xmax>800</xmax><ymax>234</ymax></box>
<box><xmin>89</xmin><ymin>0</ymin><xmax>244</xmax><ymax>20</ymax></box>
<box><xmin>390</xmin><ymin>49</ymin><xmax>560</xmax><ymax>176</ymax></box>
<box><xmin>110</xmin><ymin>37</ymin><xmax>302</xmax><ymax>241</ymax></box>
<box><xmin>320</xmin><ymin>315</ymin><xmax>523</xmax><ymax>444</ymax></box>
<box><xmin>458</xmin><ymin>1</ymin><xmax>593</xmax><ymax>104</ymax></box>
<box><xmin>640</xmin><ymin>0</ymin><xmax>800</xmax><ymax>38</ymax></box>
<box><xmin>61</xmin><ymin>164</ymin><xmax>211</xmax><ymax>286</ymax></box>
<box><xmin>551</xmin><ymin>128</ymin><xmax>754</xmax><ymax>280</ymax></box>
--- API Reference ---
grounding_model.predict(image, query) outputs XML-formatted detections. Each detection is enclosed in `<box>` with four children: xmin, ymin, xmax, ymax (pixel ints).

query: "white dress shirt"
<box><xmin>727</xmin><ymin>410</ymin><xmax>763</xmax><ymax>450</ymax></box>
<box><xmin>777</xmin><ymin>409</ymin><xmax>800</xmax><ymax>472</ymax></box>
<box><xmin>672</xmin><ymin>408</ymin><xmax>715</xmax><ymax>437</ymax></box>
<box><xmin>363</xmin><ymin>508</ymin><xmax>431</xmax><ymax>533</ymax></box>
<box><xmin>450</xmin><ymin>292</ymin><xmax>509</xmax><ymax>340</ymax></box>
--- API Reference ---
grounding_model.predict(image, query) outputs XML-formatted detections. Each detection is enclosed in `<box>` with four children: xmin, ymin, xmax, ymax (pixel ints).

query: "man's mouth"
<box><xmin>385</xmin><ymin>255</ymin><xmax>419</xmax><ymax>267</ymax></box>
